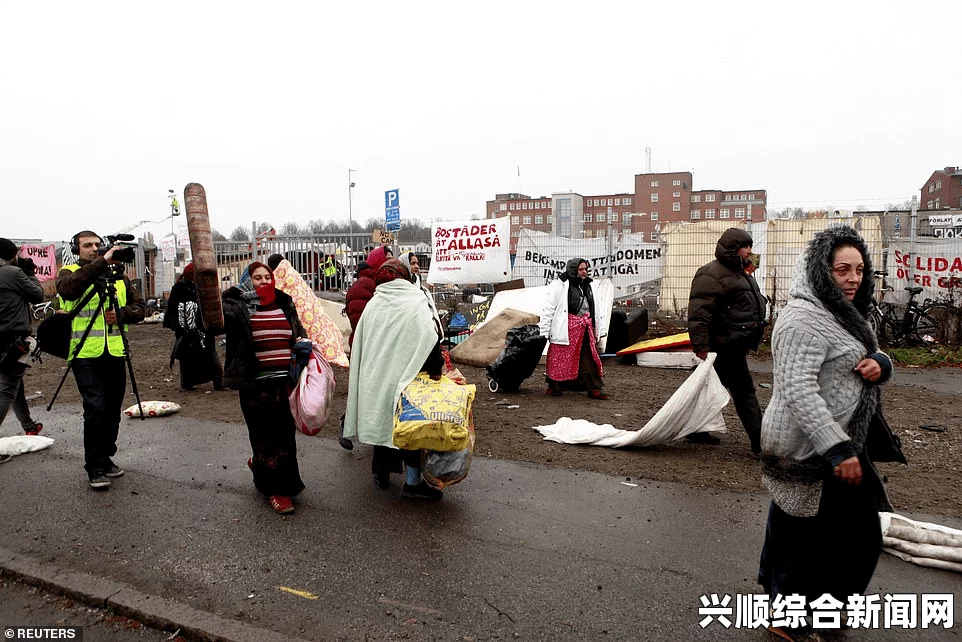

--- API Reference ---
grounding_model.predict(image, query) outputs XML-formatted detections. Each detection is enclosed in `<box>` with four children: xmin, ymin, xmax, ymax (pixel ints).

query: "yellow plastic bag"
<box><xmin>393</xmin><ymin>374</ymin><xmax>476</xmax><ymax>452</ymax></box>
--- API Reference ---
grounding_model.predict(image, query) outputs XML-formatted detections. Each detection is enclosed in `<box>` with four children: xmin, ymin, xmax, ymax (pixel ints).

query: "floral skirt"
<box><xmin>546</xmin><ymin>314</ymin><xmax>603</xmax><ymax>384</ymax></box>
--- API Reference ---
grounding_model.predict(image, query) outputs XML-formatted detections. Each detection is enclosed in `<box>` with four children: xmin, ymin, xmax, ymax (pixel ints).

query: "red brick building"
<box><xmin>486</xmin><ymin>173</ymin><xmax>767</xmax><ymax>253</ymax></box>
<box><xmin>920</xmin><ymin>166</ymin><xmax>962</xmax><ymax>211</ymax></box>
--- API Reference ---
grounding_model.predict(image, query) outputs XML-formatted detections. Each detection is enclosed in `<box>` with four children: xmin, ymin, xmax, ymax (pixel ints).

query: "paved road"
<box><xmin>1</xmin><ymin>403</ymin><xmax>960</xmax><ymax>640</ymax></box>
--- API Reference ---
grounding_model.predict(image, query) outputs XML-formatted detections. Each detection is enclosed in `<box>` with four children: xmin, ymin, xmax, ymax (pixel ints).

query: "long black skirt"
<box><xmin>758</xmin><ymin>456</ymin><xmax>883</xmax><ymax>604</ymax></box>
<box><xmin>239</xmin><ymin>378</ymin><xmax>305</xmax><ymax>497</ymax></box>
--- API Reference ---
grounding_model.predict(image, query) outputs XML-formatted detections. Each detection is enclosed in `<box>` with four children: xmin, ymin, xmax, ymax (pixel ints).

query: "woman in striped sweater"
<box><xmin>222</xmin><ymin>261</ymin><xmax>307</xmax><ymax>515</ymax></box>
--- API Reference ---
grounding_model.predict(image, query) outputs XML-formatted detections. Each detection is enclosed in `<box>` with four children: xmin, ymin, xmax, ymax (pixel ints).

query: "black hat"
<box><xmin>0</xmin><ymin>238</ymin><xmax>18</xmax><ymax>261</ymax></box>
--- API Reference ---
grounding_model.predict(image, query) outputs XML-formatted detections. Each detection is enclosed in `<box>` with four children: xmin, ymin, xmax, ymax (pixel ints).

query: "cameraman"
<box><xmin>56</xmin><ymin>230</ymin><xmax>145</xmax><ymax>489</ymax></box>
<box><xmin>0</xmin><ymin>238</ymin><xmax>44</xmax><ymax>451</ymax></box>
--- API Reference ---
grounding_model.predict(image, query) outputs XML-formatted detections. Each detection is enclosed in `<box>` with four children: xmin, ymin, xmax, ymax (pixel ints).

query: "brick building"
<box><xmin>920</xmin><ymin>166</ymin><xmax>962</xmax><ymax>211</ymax></box>
<box><xmin>486</xmin><ymin>172</ymin><xmax>767</xmax><ymax>253</ymax></box>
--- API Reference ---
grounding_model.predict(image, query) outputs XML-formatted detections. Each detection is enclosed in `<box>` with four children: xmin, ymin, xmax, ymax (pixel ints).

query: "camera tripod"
<box><xmin>47</xmin><ymin>272</ymin><xmax>145</xmax><ymax>420</ymax></box>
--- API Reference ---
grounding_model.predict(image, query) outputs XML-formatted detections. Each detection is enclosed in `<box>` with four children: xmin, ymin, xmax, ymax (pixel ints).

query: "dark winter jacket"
<box><xmin>0</xmin><ymin>260</ymin><xmax>44</xmax><ymax>340</ymax></box>
<box><xmin>687</xmin><ymin>228</ymin><xmax>767</xmax><ymax>353</ymax></box>
<box><xmin>345</xmin><ymin>246</ymin><xmax>390</xmax><ymax>346</ymax></box>
<box><xmin>221</xmin><ymin>287</ymin><xmax>304</xmax><ymax>389</ymax></box>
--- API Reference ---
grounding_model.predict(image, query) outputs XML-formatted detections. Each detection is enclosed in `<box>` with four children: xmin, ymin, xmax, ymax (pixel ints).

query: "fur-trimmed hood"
<box><xmin>789</xmin><ymin>224</ymin><xmax>877</xmax><ymax>353</ymax></box>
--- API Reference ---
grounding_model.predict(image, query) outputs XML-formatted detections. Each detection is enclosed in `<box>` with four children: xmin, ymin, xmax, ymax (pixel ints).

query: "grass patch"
<box><xmin>887</xmin><ymin>346</ymin><xmax>962</xmax><ymax>367</ymax></box>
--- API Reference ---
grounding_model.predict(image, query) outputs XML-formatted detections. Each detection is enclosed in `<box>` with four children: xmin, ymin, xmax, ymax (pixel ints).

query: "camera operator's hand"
<box><xmin>17</xmin><ymin>257</ymin><xmax>36</xmax><ymax>276</ymax></box>
<box><xmin>102</xmin><ymin>246</ymin><xmax>123</xmax><ymax>264</ymax></box>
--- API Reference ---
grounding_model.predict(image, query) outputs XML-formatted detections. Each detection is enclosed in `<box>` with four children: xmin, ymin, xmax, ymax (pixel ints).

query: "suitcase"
<box><xmin>485</xmin><ymin>324</ymin><xmax>548</xmax><ymax>393</ymax></box>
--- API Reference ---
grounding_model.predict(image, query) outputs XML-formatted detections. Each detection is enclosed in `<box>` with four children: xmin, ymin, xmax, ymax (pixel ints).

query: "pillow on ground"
<box><xmin>125</xmin><ymin>401</ymin><xmax>182</xmax><ymax>417</ymax></box>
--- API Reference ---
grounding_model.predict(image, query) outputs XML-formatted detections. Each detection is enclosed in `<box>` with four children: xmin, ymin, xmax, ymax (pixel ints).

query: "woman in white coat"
<box><xmin>538</xmin><ymin>258</ymin><xmax>609</xmax><ymax>399</ymax></box>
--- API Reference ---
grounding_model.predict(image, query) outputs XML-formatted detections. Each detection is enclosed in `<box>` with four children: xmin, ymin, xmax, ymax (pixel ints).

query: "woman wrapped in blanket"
<box><xmin>221</xmin><ymin>261</ymin><xmax>308</xmax><ymax>515</ymax></box>
<box><xmin>343</xmin><ymin>258</ymin><xmax>445</xmax><ymax>500</ymax></box>
<box><xmin>758</xmin><ymin>225</ymin><xmax>900</xmax><ymax>639</ymax></box>
<box><xmin>539</xmin><ymin>257</ymin><xmax>608</xmax><ymax>400</ymax></box>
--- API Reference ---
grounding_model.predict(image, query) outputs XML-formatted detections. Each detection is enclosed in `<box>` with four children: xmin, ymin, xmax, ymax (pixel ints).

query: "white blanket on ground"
<box><xmin>881</xmin><ymin>512</ymin><xmax>962</xmax><ymax>573</ymax></box>
<box><xmin>533</xmin><ymin>354</ymin><xmax>730</xmax><ymax>447</ymax></box>
<box><xmin>0</xmin><ymin>435</ymin><xmax>54</xmax><ymax>457</ymax></box>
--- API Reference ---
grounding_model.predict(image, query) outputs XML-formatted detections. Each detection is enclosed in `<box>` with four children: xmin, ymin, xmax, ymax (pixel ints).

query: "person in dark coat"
<box><xmin>163</xmin><ymin>263</ymin><xmax>223</xmax><ymax>391</ymax></box>
<box><xmin>345</xmin><ymin>246</ymin><xmax>392</xmax><ymax>347</ymax></box>
<box><xmin>687</xmin><ymin>228</ymin><xmax>767</xmax><ymax>453</ymax></box>
<box><xmin>221</xmin><ymin>261</ymin><xmax>308</xmax><ymax>515</ymax></box>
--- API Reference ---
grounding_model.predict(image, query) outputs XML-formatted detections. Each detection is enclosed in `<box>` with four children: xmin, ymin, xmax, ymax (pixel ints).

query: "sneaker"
<box><xmin>686</xmin><ymin>432</ymin><xmax>721</xmax><ymax>445</ymax></box>
<box><xmin>24</xmin><ymin>422</ymin><xmax>42</xmax><ymax>436</ymax></box>
<box><xmin>402</xmin><ymin>482</ymin><xmax>443</xmax><ymax>501</ymax></box>
<box><xmin>104</xmin><ymin>462</ymin><xmax>124</xmax><ymax>478</ymax></box>
<box><xmin>339</xmin><ymin>436</ymin><xmax>354</xmax><ymax>451</ymax></box>
<box><xmin>269</xmin><ymin>495</ymin><xmax>295</xmax><ymax>514</ymax></box>
<box><xmin>89</xmin><ymin>473</ymin><xmax>111</xmax><ymax>489</ymax></box>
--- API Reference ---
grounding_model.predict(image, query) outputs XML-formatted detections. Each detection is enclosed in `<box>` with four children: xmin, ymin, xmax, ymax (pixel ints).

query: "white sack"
<box><xmin>880</xmin><ymin>512</ymin><xmax>962</xmax><ymax>573</ymax></box>
<box><xmin>533</xmin><ymin>353</ymin><xmax>729</xmax><ymax>447</ymax></box>
<box><xmin>0</xmin><ymin>435</ymin><xmax>55</xmax><ymax>457</ymax></box>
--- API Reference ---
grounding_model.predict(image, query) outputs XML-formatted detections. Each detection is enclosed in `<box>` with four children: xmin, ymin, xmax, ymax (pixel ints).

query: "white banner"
<box><xmin>160</xmin><ymin>234</ymin><xmax>177</xmax><ymax>262</ymax></box>
<box><xmin>886</xmin><ymin>238</ymin><xmax>962</xmax><ymax>304</ymax></box>
<box><xmin>512</xmin><ymin>229</ymin><xmax>664</xmax><ymax>296</ymax></box>
<box><xmin>426</xmin><ymin>218</ymin><xmax>512</xmax><ymax>285</ymax></box>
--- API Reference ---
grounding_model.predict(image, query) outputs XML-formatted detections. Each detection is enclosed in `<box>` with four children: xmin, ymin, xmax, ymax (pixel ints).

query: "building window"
<box><xmin>522</xmin><ymin>215</ymin><xmax>531</xmax><ymax>224</ymax></box>
<box><xmin>624</xmin><ymin>197</ymin><xmax>632</xmax><ymax>205</ymax></box>
<box><xmin>691</xmin><ymin>195</ymin><xmax>700</xmax><ymax>203</ymax></box>
<box><xmin>535</xmin><ymin>215</ymin><xmax>543</xmax><ymax>224</ymax></box>
<box><xmin>512</xmin><ymin>216</ymin><xmax>520</xmax><ymax>225</ymax></box>
<box><xmin>720</xmin><ymin>208</ymin><xmax>730</xmax><ymax>219</ymax></box>
<box><xmin>735</xmin><ymin>207</ymin><xmax>745</xmax><ymax>219</ymax></box>
<box><xmin>584</xmin><ymin>213</ymin><xmax>592</xmax><ymax>223</ymax></box>
<box><xmin>622</xmin><ymin>212</ymin><xmax>632</xmax><ymax>222</ymax></box>
<box><xmin>706</xmin><ymin>194</ymin><xmax>716</xmax><ymax>202</ymax></box>
<box><xmin>650</xmin><ymin>212</ymin><xmax>659</xmax><ymax>221</ymax></box>
<box><xmin>623</xmin><ymin>227</ymin><xmax>631</xmax><ymax>235</ymax></box>
<box><xmin>691</xmin><ymin>209</ymin><xmax>701</xmax><ymax>219</ymax></box>
<box><xmin>607</xmin><ymin>198</ymin><xmax>613</xmax><ymax>206</ymax></box>
<box><xmin>614</xmin><ymin>198</ymin><xmax>620</xmax><ymax>205</ymax></box>
<box><xmin>651</xmin><ymin>193</ymin><xmax>659</xmax><ymax>203</ymax></box>
<box><xmin>705</xmin><ymin>209</ymin><xmax>715</xmax><ymax>219</ymax></box>
<box><xmin>509</xmin><ymin>203</ymin><xmax>515</xmax><ymax>210</ymax></box>
<box><xmin>748</xmin><ymin>194</ymin><xmax>755</xmax><ymax>200</ymax></box>
<box><xmin>650</xmin><ymin>180</ymin><xmax>659</xmax><ymax>187</ymax></box>
<box><xmin>935</xmin><ymin>199</ymin><xmax>941</xmax><ymax>209</ymax></box>
<box><xmin>547</xmin><ymin>215</ymin><xmax>553</xmax><ymax>224</ymax></box>
<box><xmin>533</xmin><ymin>202</ymin><xmax>539</xmax><ymax>209</ymax></box>
<box><xmin>609</xmin><ymin>212</ymin><xmax>617</xmax><ymax>222</ymax></box>
<box><xmin>672</xmin><ymin>179</ymin><xmax>681</xmax><ymax>186</ymax></box>
<box><xmin>927</xmin><ymin>200</ymin><xmax>934</xmax><ymax>208</ymax></box>
<box><xmin>499</xmin><ymin>203</ymin><xmax>507</xmax><ymax>211</ymax></box>
<box><xmin>936</xmin><ymin>180</ymin><xmax>942</xmax><ymax>189</ymax></box>
<box><xmin>672</xmin><ymin>202</ymin><xmax>681</xmax><ymax>212</ymax></box>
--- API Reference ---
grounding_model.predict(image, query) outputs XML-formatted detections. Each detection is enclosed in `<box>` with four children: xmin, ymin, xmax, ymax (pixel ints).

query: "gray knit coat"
<box><xmin>761</xmin><ymin>225</ymin><xmax>893</xmax><ymax>517</ymax></box>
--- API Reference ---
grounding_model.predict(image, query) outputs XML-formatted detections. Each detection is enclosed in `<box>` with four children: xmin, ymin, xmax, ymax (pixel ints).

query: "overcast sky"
<box><xmin>2</xmin><ymin>1</ymin><xmax>959</xmax><ymax>243</ymax></box>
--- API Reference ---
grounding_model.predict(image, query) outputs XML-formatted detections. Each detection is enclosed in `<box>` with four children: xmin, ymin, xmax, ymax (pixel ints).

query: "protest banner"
<box><xmin>886</xmin><ymin>238</ymin><xmax>962</xmax><ymax>304</ymax></box>
<box><xmin>18</xmin><ymin>243</ymin><xmax>57</xmax><ymax>282</ymax></box>
<box><xmin>426</xmin><ymin>218</ymin><xmax>511</xmax><ymax>285</ymax></box>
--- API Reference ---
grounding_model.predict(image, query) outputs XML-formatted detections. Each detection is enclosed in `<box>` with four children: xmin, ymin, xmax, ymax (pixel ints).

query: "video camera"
<box><xmin>97</xmin><ymin>234</ymin><xmax>138</xmax><ymax>264</ymax></box>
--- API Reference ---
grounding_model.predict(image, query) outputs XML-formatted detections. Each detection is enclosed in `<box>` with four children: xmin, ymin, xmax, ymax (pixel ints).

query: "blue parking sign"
<box><xmin>385</xmin><ymin>189</ymin><xmax>400</xmax><ymax>209</ymax></box>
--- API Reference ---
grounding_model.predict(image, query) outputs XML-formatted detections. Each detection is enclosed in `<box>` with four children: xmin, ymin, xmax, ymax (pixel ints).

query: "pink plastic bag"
<box><xmin>289</xmin><ymin>344</ymin><xmax>336</xmax><ymax>436</ymax></box>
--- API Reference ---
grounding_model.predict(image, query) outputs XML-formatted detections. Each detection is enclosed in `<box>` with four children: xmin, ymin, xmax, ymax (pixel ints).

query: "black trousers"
<box><xmin>712</xmin><ymin>348</ymin><xmax>761</xmax><ymax>451</ymax></box>
<box><xmin>73</xmin><ymin>355</ymin><xmax>127</xmax><ymax>474</ymax></box>
<box><xmin>239</xmin><ymin>378</ymin><xmax>305</xmax><ymax>497</ymax></box>
<box><xmin>758</xmin><ymin>457</ymin><xmax>883</xmax><ymax>604</ymax></box>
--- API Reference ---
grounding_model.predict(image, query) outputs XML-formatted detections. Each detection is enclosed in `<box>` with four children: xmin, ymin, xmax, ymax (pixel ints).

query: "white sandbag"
<box><xmin>880</xmin><ymin>512</ymin><xmax>962</xmax><ymax>573</ymax></box>
<box><xmin>533</xmin><ymin>354</ymin><xmax>729</xmax><ymax>447</ymax></box>
<box><xmin>635</xmin><ymin>352</ymin><xmax>702</xmax><ymax>369</ymax></box>
<box><xmin>0</xmin><ymin>435</ymin><xmax>55</xmax><ymax>457</ymax></box>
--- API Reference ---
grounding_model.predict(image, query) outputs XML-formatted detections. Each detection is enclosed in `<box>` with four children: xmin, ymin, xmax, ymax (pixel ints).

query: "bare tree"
<box><xmin>229</xmin><ymin>226</ymin><xmax>250</xmax><ymax>242</ymax></box>
<box><xmin>211</xmin><ymin>229</ymin><xmax>227</xmax><ymax>242</ymax></box>
<box><xmin>281</xmin><ymin>221</ymin><xmax>302</xmax><ymax>235</ymax></box>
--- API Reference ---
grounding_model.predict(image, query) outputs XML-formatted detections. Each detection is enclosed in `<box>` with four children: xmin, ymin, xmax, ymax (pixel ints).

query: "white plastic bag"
<box><xmin>289</xmin><ymin>344</ymin><xmax>336</xmax><ymax>436</ymax></box>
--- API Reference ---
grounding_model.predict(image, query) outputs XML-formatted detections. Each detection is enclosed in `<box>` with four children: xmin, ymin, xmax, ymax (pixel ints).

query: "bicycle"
<box><xmin>32</xmin><ymin>300</ymin><xmax>55</xmax><ymax>321</ymax></box>
<box><xmin>869</xmin><ymin>272</ymin><xmax>954</xmax><ymax>347</ymax></box>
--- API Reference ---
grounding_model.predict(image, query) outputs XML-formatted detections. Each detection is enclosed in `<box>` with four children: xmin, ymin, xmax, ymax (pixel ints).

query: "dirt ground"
<box><xmin>20</xmin><ymin>323</ymin><xmax>962</xmax><ymax>517</ymax></box>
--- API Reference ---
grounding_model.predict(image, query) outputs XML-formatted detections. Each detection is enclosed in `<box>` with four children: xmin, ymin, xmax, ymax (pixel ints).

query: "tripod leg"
<box><xmin>107</xmin><ymin>288</ymin><xmax>146</xmax><ymax>421</ymax></box>
<box><xmin>46</xmin><ymin>294</ymin><xmax>107</xmax><ymax>412</ymax></box>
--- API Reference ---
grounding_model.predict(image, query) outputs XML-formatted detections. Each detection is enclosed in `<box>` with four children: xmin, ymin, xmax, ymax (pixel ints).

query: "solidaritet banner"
<box><xmin>426</xmin><ymin>218</ymin><xmax>512</xmax><ymax>285</ymax></box>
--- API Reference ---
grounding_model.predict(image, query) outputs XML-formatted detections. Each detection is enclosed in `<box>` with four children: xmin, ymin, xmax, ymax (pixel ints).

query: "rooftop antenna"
<box><xmin>645</xmin><ymin>147</ymin><xmax>652</xmax><ymax>173</ymax></box>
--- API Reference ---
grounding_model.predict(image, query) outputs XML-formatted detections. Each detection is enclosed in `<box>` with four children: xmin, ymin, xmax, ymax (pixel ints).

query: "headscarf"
<box><xmin>559</xmin><ymin>258</ymin><xmax>594</xmax><ymax>319</ymax></box>
<box><xmin>181</xmin><ymin>263</ymin><xmax>195</xmax><ymax>281</ymax></box>
<box><xmin>367</xmin><ymin>246</ymin><xmax>391</xmax><ymax>272</ymax></box>
<box><xmin>399</xmin><ymin>251</ymin><xmax>419</xmax><ymax>284</ymax></box>
<box><xmin>236</xmin><ymin>260</ymin><xmax>272</xmax><ymax>306</ymax></box>
<box><xmin>375</xmin><ymin>258</ymin><xmax>410</xmax><ymax>286</ymax></box>
<box><xmin>246</xmin><ymin>260</ymin><xmax>277</xmax><ymax>306</ymax></box>
<box><xmin>558</xmin><ymin>257</ymin><xmax>588</xmax><ymax>283</ymax></box>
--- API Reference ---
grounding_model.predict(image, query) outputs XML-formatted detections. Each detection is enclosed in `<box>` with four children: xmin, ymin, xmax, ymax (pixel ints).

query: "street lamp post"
<box><xmin>167</xmin><ymin>189</ymin><xmax>180</xmax><ymax>266</ymax></box>
<box><xmin>348</xmin><ymin>169</ymin><xmax>357</xmax><ymax>252</ymax></box>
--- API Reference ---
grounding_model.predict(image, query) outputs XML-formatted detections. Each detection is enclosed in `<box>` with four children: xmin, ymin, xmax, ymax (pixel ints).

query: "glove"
<box><xmin>17</xmin><ymin>257</ymin><xmax>36</xmax><ymax>277</ymax></box>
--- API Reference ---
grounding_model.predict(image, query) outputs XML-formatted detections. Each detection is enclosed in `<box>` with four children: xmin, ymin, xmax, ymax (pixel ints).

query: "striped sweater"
<box><xmin>250</xmin><ymin>305</ymin><xmax>292</xmax><ymax>377</ymax></box>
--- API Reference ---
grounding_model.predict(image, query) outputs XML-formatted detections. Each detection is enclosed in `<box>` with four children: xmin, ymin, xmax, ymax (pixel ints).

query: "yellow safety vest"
<box><xmin>59</xmin><ymin>264</ymin><xmax>129</xmax><ymax>360</ymax></box>
<box><xmin>322</xmin><ymin>257</ymin><xmax>337</xmax><ymax>277</ymax></box>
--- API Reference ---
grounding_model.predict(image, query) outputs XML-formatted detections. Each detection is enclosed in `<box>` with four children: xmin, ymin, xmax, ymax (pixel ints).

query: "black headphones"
<box><xmin>70</xmin><ymin>231</ymin><xmax>101</xmax><ymax>255</ymax></box>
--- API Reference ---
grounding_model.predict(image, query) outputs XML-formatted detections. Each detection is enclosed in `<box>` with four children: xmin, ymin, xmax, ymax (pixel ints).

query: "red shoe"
<box><xmin>269</xmin><ymin>495</ymin><xmax>294</xmax><ymax>514</ymax></box>
<box><xmin>247</xmin><ymin>457</ymin><xmax>253</xmax><ymax>471</ymax></box>
<box><xmin>588</xmin><ymin>390</ymin><xmax>609</xmax><ymax>400</ymax></box>
<box><xmin>545</xmin><ymin>388</ymin><xmax>562</xmax><ymax>397</ymax></box>
<box><xmin>25</xmin><ymin>423</ymin><xmax>42</xmax><ymax>436</ymax></box>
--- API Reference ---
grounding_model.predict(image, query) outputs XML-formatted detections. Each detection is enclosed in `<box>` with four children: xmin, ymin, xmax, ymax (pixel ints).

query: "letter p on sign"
<box><xmin>385</xmin><ymin>189</ymin><xmax>400</xmax><ymax>209</ymax></box>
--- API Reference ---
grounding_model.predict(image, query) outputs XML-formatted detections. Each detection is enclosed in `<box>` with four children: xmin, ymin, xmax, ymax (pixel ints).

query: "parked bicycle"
<box><xmin>869</xmin><ymin>271</ymin><xmax>955</xmax><ymax>347</ymax></box>
<box><xmin>32</xmin><ymin>300</ymin><xmax>55</xmax><ymax>321</ymax></box>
